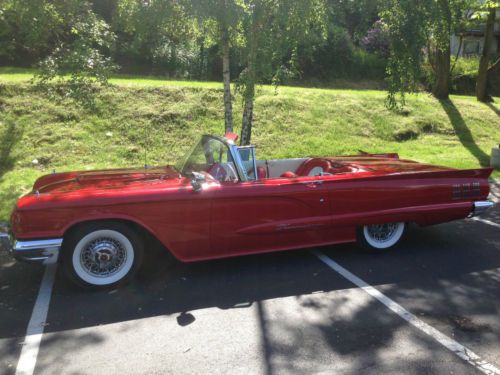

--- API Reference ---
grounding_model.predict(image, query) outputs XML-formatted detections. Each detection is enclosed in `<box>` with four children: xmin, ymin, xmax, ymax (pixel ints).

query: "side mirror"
<box><xmin>190</xmin><ymin>171</ymin><xmax>206</xmax><ymax>192</ymax></box>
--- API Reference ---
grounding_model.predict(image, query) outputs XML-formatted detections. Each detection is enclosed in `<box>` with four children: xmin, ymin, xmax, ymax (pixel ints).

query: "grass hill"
<box><xmin>0</xmin><ymin>68</ymin><xmax>499</xmax><ymax>221</ymax></box>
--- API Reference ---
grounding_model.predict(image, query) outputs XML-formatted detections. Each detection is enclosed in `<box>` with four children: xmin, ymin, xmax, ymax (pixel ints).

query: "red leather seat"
<box><xmin>295</xmin><ymin>158</ymin><xmax>332</xmax><ymax>176</ymax></box>
<box><xmin>280</xmin><ymin>171</ymin><xmax>298</xmax><ymax>178</ymax></box>
<box><xmin>257</xmin><ymin>166</ymin><xmax>267</xmax><ymax>179</ymax></box>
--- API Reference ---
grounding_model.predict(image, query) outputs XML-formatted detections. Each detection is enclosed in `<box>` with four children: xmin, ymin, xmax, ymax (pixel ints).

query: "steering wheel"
<box><xmin>246</xmin><ymin>166</ymin><xmax>255</xmax><ymax>179</ymax></box>
<box><xmin>206</xmin><ymin>163</ymin><xmax>227</xmax><ymax>181</ymax></box>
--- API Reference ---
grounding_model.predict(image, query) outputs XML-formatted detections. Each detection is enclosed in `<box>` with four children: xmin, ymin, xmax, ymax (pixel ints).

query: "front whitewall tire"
<box><xmin>63</xmin><ymin>222</ymin><xmax>143</xmax><ymax>289</ymax></box>
<box><xmin>72</xmin><ymin>230</ymin><xmax>135</xmax><ymax>286</ymax></box>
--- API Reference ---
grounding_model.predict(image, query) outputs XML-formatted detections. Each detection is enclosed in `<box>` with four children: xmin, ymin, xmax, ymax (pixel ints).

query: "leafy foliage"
<box><xmin>33</xmin><ymin>3</ymin><xmax>116</xmax><ymax>106</ymax></box>
<box><xmin>236</xmin><ymin>0</ymin><xmax>329</xmax><ymax>144</ymax></box>
<box><xmin>0</xmin><ymin>0</ymin><xmax>61</xmax><ymax>64</ymax></box>
<box><xmin>1</xmin><ymin>0</ymin><xmax>494</xmax><ymax>124</ymax></box>
<box><xmin>380</xmin><ymin>0</ymin><xmax>427</xmax><ymax>108</ymax></box>
<box><xmin>113</xmin><ymin>0</ymin><xmax>197</xmax><ymax>76</ymax></box>
<box><xmin>381</xmin><ymin>0</ymin><xmax>474</xmax><ymax>108</ymax></box>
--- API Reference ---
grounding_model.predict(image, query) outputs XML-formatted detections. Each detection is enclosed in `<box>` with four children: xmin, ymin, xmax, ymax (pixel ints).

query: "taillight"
<box><xmin>451</xmin><ymin>181</ymin><xmax>484</xmax><ymax>200</ymax></box>
<box><xmin>10</xmin><ymin>209</ymin><xmax>21</xmax><ymax>234</ymax></box>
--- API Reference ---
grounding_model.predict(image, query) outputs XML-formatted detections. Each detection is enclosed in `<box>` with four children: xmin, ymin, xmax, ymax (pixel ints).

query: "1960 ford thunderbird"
<box><xmin>0</xmin><ymin>132</ymin><xmax>495</xmax><ymax>289</ymax></box>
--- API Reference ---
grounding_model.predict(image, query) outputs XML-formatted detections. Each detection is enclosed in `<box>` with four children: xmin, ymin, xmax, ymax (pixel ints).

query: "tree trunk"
<box><xmin>431</xmin><ymin>0</ymin><xmax>451</xmax><ymax>100</ymax></box>
<box><xmin>450</xmin><ymin>35</ymin><xmax>463</xmax><ymax>75</ymax></box>
<box><xmin>198</xmin><ymin>37</ymin><xmax>205</xmax><ymax>80</ymax></box>
<box><xmin>476</xmin><ymin>8</ymin><xmax>496</xmax><ymax>102</ymax></box>
<box><xmin>221</xmin><ymin>25</ymin><xmax>233</xmax><ymax>133</ymax></box>
<box><xmin>170</xmin><ymin>44</ymin><xmax>177</xmax><ymax>77</ymax></box>
<box><xmin>240</xmin><ymin>13</ymin><xmax>258</xmax><ymax>146</ymax></box>
<box><xmin>432</xmin><ymin>45</ymin><xmax>451</xmax><ymax>99</ymax></box>
<box><xmin>240</xmin><ymin>81</ymin><xmax>255</xmax><ymax>145</ymax></box>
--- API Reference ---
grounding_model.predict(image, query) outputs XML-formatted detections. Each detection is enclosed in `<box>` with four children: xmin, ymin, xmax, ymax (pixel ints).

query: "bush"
<box><xmin>299</xmin><ymin>25</ymin><xmax>387</xmax><ymax>81</ymax></box>
<box><xmin>422</xmin><ymin>57</ymin><xmax>480</xmax><ymax>95</ymax></box>
<box><xmin>451</xmin><ymin>57</ymin><xmax>480</xmax><ymax>77</ymax></box>
<box><xmin>361</xmin><ymin>20</ymin><xmax>390</xmax><ymax>58</ymax></box>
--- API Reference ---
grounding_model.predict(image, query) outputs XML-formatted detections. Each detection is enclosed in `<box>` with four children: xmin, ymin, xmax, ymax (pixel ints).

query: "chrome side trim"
<box><xmin>15</xmin><ymin>238</ymin><xmax>63</xmax><ymax>251</ymax></box>
<box><xmin>301</xmin><ymin>180</ymin><xmax>324</xmax><ymax>185</ymax></box>
<box><xmin>470</xmin><ymin>200</ymin><xmax>495</xmax><ymax>217</ymax></box>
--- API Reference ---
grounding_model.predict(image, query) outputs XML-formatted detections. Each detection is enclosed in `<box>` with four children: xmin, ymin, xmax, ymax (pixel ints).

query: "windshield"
<box><xmin>177</xmin><ymin>135</ymin><xmax>239</xmax><ymax>182</ymax></box>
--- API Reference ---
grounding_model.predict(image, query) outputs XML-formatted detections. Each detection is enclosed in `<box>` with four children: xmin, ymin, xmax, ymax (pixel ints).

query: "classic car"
<box><xmin>0</xmin><ymin>132</ymin><xmax>495</xmax><ymax>289</ymax></box>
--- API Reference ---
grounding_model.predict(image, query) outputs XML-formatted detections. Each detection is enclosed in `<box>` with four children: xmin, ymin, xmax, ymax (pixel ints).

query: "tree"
<box><xmin>475</xmin><ymin>1</ymin><xmax>499</xmax><ymax>102</ymax></box>
<box><xmin>188</xmin><ymin>0</ymin><xmax>242</xmax><ymax>133</ymax></box>
<box><xmin>28</xmin><ymin>1</ymin><xmax>116</xmax><ymax>106</ymax></box>
<box><xmin>326</xmin><ymin>0</ymin><xmax>381</xmax><ymax>43</ymax></box>
<box><xmin>113</xmin><ymin>0</ymin><xmax>197</xmax><ymax>76</ymax></box>
<box><xmin>0</xmin><ymin>0</ymin><xmax>62</xmax><ymax>65</ymax></box>
<box><xmin>429</xmin><ymin>0</ymin><xmax>452</xmax><ymax>99</ymax></box>
<box><xmin>381</xmin><ymin>0</ymin><xmax>472</xmax><ymax>108</ymax></box>
<box><xmin>239</xmin><ymin>0</ymin><xmax>327</xmax><ymax>145</ymax></box>
<box><xmin>221</xmin><ymin>19</ymin><xmax>234</xmax><ymax>133</ymax></box>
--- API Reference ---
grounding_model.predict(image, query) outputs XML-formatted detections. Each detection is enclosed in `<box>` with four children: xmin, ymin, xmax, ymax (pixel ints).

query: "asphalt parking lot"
<box><xmin>1</xmin><ymin>184</ymin><xmax>499</xmax><ymax>375</ymax></box>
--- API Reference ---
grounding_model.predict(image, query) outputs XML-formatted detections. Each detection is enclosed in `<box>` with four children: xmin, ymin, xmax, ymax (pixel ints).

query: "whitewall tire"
<box><xmin>357</xmin><ymin>222</ymin><xmax>406</xmax><ymax>251</ymax></box>
<box><xmin>63</xmin><ymin>222</ymin><xmax>143</xmax><ymax>289</ymax></box>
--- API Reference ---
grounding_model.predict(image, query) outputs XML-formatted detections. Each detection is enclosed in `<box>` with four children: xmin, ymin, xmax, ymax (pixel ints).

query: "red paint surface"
<box><xmin>11</xmin><ymin>156</ymin><xmax>492</xmax><ymax>262</ymax></box>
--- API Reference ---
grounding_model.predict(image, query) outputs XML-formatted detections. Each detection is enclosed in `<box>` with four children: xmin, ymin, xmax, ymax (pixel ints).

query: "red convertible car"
<box><xmin>1</xmin><ymin>132</ymin><xmax>494</xmax><ymax>289</ymax></box>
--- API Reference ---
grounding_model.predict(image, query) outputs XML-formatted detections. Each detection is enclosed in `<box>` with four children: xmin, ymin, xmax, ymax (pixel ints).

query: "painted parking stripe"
<box><xmin>471</xmin><ymin>217</ymin><xmax>500</xmax><ymax>229</ymax></box>
<box><xmin>15</xmin><ymin>258</ymin><xmax>58</xmax><ymax>375</ymax></box>
<box><xmin>313</xmin><ymin>250</ymin><xmax>500</xmax><ymax>375</ymax></box>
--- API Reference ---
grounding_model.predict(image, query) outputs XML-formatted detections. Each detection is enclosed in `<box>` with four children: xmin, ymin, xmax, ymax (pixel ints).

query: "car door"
<box><xmin>209</xmin><ymin>175</ymin><xmax>335</xmax><ymax>258</ymax></box>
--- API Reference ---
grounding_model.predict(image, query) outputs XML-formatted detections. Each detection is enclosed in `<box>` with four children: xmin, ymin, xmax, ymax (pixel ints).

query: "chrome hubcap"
<box><xmin>80</xmin><ymin>237</ymin><xmax>127</xmax><ymax>277</ymax></box>
<box><xmin>366</xmin><ymin>223</ymin><xmax>398</xmax><ymax>243</ymax></box>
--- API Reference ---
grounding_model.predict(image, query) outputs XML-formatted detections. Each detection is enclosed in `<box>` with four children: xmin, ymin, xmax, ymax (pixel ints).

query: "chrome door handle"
<box><xmin>303</xmin><ymin>180</ymin><xmax>323</xmax><ymax>187</ymax></box>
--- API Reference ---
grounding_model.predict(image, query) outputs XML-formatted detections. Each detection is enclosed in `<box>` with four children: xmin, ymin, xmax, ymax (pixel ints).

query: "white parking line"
<box><xmin>471</xmin><ymin>217</ymin><xmax>500</xmax><ymax>229</ymax></box>
<box><xmin>15</xmin><ymin>259</ymin><xmax>58</xmax><ymax>375</ymax></box>
<box><xmin>313</xmin><ymin>250</ymin><xmax>500</xmax><ymax>375</ymax></box>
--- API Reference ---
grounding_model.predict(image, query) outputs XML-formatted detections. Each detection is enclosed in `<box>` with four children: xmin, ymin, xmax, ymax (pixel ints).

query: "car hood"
<box><xmin>32</xmin><ymin>165</ymin><xmax>183</xmax><ymax>195</ymax></box>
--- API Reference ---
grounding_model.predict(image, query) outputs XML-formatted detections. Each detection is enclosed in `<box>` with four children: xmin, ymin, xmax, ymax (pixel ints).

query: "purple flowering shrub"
<box><xmin>361</xmin><ymin>20</ymin><xmax>390</xmax><ymax>58</ymax></box>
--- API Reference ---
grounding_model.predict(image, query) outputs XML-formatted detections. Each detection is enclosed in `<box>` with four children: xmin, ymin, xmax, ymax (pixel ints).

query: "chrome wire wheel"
<box><xmin>362</xmin><ymin>222</ymin><xmax>405</xmax><ymax>250</ymax></box>
<box><xmin>72</xmin><ymin>229</ymin><xmax>135</xmax><ymax>286</ymax></box>
<box><xmin>80</xmin><ymin>237</ymin><xmax>127</xmax><ymax>277</ymax></box>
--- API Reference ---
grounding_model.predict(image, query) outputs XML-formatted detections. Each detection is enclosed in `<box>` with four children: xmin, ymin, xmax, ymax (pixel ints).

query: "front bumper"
<box><xmin>0</xmin><ymin>226</ymin><xmax>62</xmax><ymax>264</ymax></box>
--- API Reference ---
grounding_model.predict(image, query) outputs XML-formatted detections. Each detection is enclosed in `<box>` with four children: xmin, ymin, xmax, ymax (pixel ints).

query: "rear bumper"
<box><xmin>470</xmin><ymin>200</ymin><xmax>495</xmax><ymax>217</ymax></box>
<box><xmin>0</xmin><ymin>228</ymin><xmax>61</xmax><ymax>264</ymax></box>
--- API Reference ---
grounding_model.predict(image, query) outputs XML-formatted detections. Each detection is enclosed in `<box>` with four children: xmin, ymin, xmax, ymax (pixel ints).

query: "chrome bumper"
<box><xmin>470</xmin><ymin>200</ymin><xmax>495</xmax><ymax>217</ymax></box>
<box><xmin>0</xmin><ymin>227</ymin><xmax>61</xmax><ymax>264</ymax></box>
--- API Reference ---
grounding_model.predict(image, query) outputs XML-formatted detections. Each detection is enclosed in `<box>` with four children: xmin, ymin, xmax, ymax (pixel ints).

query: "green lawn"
<box><xmin>0</xmin><ymin>67</ymin><xmax>499</xmax><ymax>221</ymax></box>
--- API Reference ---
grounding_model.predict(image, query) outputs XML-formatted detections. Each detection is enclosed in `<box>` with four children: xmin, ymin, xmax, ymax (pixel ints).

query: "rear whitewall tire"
<box><xmin>358</xmin><ymin>222</ymin><xmax>406</xmax><ymax>251</ymax></box>
<box><xmin>63</xmin><ymin>222</ymin><xmax>143</xmax><ymax>289</ymax></box>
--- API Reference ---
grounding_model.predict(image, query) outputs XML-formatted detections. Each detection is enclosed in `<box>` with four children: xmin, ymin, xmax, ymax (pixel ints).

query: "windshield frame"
<box><xmin>176</xmin><ymin>134</ymin><xmax>251</xmax><ymax>182</ymax></box>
